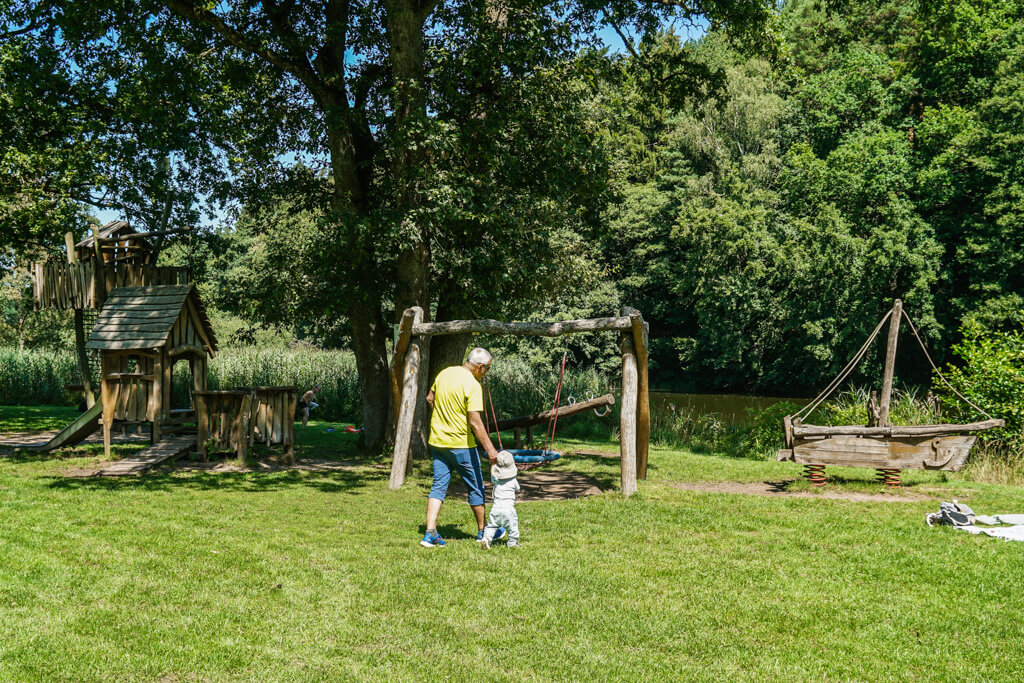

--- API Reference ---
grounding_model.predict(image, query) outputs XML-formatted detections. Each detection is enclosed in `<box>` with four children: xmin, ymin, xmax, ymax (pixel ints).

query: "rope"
<box><xmin>485</xmin><ymin>380</ymin><xmax>503</xmax><ymax>450</ymax></box>
<box><xmin>900</xmin><ymin>309</ymin><xmax>994</xmax><ymax>420</ymax></box>
<box><xmin>547</xmin><ymin>352</ymin><xmax>568</xmax><ymax>452</ymax></box>
<box><xmin>792</xmin><ymin>309</ymin><xmax>893</xmax><ymax>422</ymax></box>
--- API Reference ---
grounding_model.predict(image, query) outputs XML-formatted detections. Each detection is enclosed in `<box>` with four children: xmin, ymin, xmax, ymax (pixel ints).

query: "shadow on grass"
<box><xmin>417</xmin><ymin>524</ymin><xmax>479</xmax><ymax>541</ymax></box>
<box><xmin>44</xmin><ymin>464</ymin><xmax>383</xmax><ymax>495</ymax></box>
<box><xmin>0</xmin><ymin>405</ymin><xmax>81</xmax><ymax>432</ymax></box>
<box><xmin>0</xmin><ymin>443</ymin><xmax>147</xmax><ymax>464</ymax></box>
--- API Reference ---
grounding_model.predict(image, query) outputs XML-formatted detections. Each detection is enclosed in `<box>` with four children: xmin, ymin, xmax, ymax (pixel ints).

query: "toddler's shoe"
<box><xmin>507</xmin><ymin>541</ymin><xmax>520</xmax><ymax>548</ymax></box>
<box><xmin>420</xmin><ymin>532</ymin><xmax>446</xmax><ymax>548</ymax></box>
<box><xmin>477</xmin><ymin>527</ymin><xmax>505</xmax><ymax>543</ymax></box>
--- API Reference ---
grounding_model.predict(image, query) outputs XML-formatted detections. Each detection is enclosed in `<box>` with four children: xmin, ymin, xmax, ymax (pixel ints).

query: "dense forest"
<box><xmin>2</xmin><ymin>0</ymin><xmax>1022</xmax><ymax>426</ymax></box>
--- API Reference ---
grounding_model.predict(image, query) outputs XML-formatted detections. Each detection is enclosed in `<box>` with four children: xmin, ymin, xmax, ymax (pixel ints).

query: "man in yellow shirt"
<box><xmin>420</xmin><ymin>347</ymin><xmax>503</xmax><ymax>548</ymax></box>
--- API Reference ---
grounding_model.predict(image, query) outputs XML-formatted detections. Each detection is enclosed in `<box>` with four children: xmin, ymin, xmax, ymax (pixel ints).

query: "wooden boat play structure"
<box><xmin>777</xmin><ymin>300</ymin><xmax>1005</xmax><ymax>485</ymax></box>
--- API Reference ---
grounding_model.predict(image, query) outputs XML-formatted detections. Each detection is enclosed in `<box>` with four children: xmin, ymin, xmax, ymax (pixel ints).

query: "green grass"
<box><xmin>0</xmin><ymin>405</ymin><xmax>83</xmax><ymax>432</ymax></box>
<box><xmin>2</xmin><ymin>407</ymin><xmax>1024</xmax><ymax>680</ymax></box>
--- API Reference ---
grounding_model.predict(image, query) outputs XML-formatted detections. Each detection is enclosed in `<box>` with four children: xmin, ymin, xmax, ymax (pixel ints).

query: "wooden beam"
<box><xmin>619</xmin><ymin>326</ymin><xmax>638</xmax><ymax>497</ymax></box>
<box><xmin>95</xmin><ymin>227</ymin><xmax>189</xmax><ymax>243</ymax></box>
<box><xmin>167</xmin><ymin>343</ymin><xmax>206</xmax><ymax>357</ymax></box>
<box><xmin>411</xmin><ymin>316</ymin><xmax>634</xmax><ymax>337</ymax></box>
<box><xmin>487</xmin><ymin>394</ymin><xmax>615</xmax><ymax>432</ymax></box>
<box><xmin>878</xmin><ymin>299</ymin><xmax>902</xmax><ymax>426</ymax></box>
<box><xmin>791</xmin><ymin>418</ymin><xmax>1005</xmax><ymax>438</ymax></box>
<box><xmin>389</xmin><ymin>308</ymin><xmax>417</xmax><ymax>432</ymax></box>
<box><xmin>390</xmin><ymin>307</ymin><xmax>424</xmax><ymax>489</ymax></box>
<box><xmin>66</xmin><ymin>231</ymin><xmax>97</xmax><ymax>409</ymax></box>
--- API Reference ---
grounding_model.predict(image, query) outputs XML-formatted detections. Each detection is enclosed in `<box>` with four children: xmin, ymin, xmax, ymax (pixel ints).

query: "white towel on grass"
<box><xmin>955</xmin><ymin>525</ymin><xmax>1024</xmax><ymax>542</ymax></box>
<box><xmin>975</xmin><ymin>514</ymin><xmax>1024</xmax><ymax>526</ymax></box>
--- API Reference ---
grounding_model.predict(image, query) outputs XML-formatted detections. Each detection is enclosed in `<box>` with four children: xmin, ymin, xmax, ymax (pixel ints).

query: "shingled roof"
<box><xmin>85</xmin><ymin>284</ymin><xmax>217</xmax><ymax>353</ymax></box>
<box><xmin>75</xmin><ymin>220</ymin><xmax>155</xmax><ymax>251</ymax></box>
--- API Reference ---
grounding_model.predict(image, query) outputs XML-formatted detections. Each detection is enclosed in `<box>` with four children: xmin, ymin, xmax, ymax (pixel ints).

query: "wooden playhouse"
<box><xmin>86</xmin><ymin>283</ymin><xmax>217</xmax><ymax>456</ymax></box>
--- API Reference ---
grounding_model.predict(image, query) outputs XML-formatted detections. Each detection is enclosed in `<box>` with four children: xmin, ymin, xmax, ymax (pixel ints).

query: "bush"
<box><xmin>0</xmin><ymin>348</ymin><xmax>78</xmax><ymax>405</ymax></box>
<box><xmin>936</xmin><ymin>323</ymin><xmax>1024</xmax><ymax>455</ymax></box>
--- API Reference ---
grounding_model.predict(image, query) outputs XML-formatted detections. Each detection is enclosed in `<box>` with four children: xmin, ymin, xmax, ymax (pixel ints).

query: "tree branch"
<box><xmin>313</xmin><ymin>0</ymin><xmax>349</xmax><ymax>88</ymax></box>
<box><xmin>160</xmin><ymin>0</ymin><xmax>326</xmax><ymax>98</ymax></box>
<box><xmin>262</xmin><ymin>0</ymin><xmax>326</xmax><ymax>91</ymax></box>
<box><xmin>0</xmin><ymin>0</ymin><xmax>52</xmax><ymax>40</ymax></box>
<box><xmin>608</xmin><ymin>17</ymin><xmax>641</xmax><ymax>62</ymax></box>
<box><xmin>0</xmin><ymin>17</ymin><xmax>39</xmax><ymax>40</ymax></box>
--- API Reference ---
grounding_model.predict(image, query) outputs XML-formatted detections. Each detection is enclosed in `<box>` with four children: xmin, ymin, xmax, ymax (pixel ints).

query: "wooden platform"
<box><xmin>97</xmin><ymin>435</ymin><xmax>196</xmax><ymax>476</ymax></box>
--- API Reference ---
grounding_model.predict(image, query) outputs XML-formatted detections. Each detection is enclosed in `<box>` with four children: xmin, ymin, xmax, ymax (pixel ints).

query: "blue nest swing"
<box><xmin>506</xmin><ymin>448</ymin><xmax>562</xmax><ymax>465</ymax></box>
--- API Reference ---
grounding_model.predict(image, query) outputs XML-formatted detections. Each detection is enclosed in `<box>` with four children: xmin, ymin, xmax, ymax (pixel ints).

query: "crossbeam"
<box><xmin>411</xmin><ymin>316</ymin><xmax>634</xmax><ymax>337</ymax></box>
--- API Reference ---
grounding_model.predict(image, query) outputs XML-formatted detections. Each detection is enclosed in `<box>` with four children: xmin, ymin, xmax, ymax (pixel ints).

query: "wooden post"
<box><xmin>390</xmin><ymin>307</ymin><xmax>424</xmax><ymax>489</ymax></box>
<box><xmin>625</xmin><ymin>306</ymin><xmax>650</xmax><ymax>479</ymax></box>
<box><xmin>284</xmin><ymin>388</ymin><xmax>296</xmax><ymax>465</ymax></box>
<box><xmin>236</xmin><ymin>394</ymin><xmax>250</xmax><ymax>465</ymax></box>
<box><xmin>90</xmin><ymin>225</ymin><xmax>107</xmax><ymax>308</ymax></box>
<box><xmin>389</xmin><ymin>308</ymin><xmax>417</xmax><ymax>428</ymax></box>
<box><xmin>100</xmin><ymin>354</ymin><xmax>113</xmax><ymax>459</ymax></box>
<box><xmin>878</xmin><ymin>299</ymin><xmax>902</xmax><ymax>427</ymax></box>
<box><xmin>619</xmin><ymin>327</ymin><xmax>638</xmax><ymax>498</ymax></box>
<box><xmin>196</xmin><ymin>393</ymin><xmax>208</xmax><ymax>462</ymax></box>
<box><xmin>152</xmin><ymin>351</ymin><xmax>163</xmax><ymax>444</ymax></box>
<box><xmin>65</xmin><ymin>231</ymin><xmax>96</xmax><ymax>409</ymax></box>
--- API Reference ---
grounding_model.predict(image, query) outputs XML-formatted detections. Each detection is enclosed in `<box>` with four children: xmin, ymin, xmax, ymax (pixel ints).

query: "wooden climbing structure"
<box><xmin>31</xmin><ymin>221</ymin><xmax>190</xmax><ymax>409</ymax></box>
<box><xmin>193</xmin><ymin>387</ymin><xmax>298</xmax><ymax>465</ymax></box>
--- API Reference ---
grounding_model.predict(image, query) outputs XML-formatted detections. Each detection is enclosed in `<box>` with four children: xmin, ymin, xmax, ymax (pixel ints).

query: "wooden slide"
<box><xmin>27</xmin><ymin>402</ymin><xmax>103</xmax><ymax>451</ymax></box>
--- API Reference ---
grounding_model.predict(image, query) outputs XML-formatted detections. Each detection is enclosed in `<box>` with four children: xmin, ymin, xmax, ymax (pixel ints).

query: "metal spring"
<box><xmin>876</xmin><ymin>468</ymin><xmax>901</xmax><ymax>487</ymax></box>
<box><xmin>804</xmin><ymin>463</ymin><xmax>826</xmax><ymax>486</ymax></box>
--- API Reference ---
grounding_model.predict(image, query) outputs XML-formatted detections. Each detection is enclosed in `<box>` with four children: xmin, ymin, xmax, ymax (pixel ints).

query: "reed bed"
<box><xmin>0</xmin><ymin>348</ymin><xmax>78</xmax><ymax>405</ymax></box>
<box><xmin>173</xmin><ymin>348</ymin><xmax>361</xmax><ymax>420</ymax></box>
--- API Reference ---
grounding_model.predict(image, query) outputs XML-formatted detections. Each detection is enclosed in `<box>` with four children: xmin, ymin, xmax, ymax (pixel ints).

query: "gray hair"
<box><xmin>467</xmin><ymin>347</ymin><xmax>492</xmax><ymax>365</ymax></box>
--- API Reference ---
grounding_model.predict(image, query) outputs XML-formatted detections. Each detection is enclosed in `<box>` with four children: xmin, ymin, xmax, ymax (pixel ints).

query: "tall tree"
<box><xmin>4</xmin><ymin>0</ymin><xmax>776</xmax><ymax>450</ymax></box>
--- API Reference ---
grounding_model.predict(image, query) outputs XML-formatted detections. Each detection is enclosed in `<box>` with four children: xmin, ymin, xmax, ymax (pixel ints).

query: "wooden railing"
<box><xmin>32</xmin><ymin>261</ymin><xmax>189</xmax><ymax>310</ymax></box>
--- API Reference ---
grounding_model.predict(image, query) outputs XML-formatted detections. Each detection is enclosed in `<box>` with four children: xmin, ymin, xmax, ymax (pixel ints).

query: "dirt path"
<box><xmin>0</xmin><ymin>429</ymin><xmax>150</xmax><ymax>452</ymax></box>
<box><xmin>672</xmin><ymin>479</ymin><xmax>935</xmax><ymax>502</ymax></box>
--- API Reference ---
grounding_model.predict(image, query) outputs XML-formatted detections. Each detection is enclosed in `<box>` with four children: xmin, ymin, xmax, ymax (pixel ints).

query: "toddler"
<box><xmin>481</xmin><ymin>450</ymin><xmax>520</xmax><ymax>549</ymax></box>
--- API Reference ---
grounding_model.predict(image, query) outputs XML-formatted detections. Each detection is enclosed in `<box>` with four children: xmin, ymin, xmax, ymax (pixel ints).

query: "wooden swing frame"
<box><xmin>387</xmin><ymin>306</ymin><xmax>651</xmax><ymax>496</ymax></box>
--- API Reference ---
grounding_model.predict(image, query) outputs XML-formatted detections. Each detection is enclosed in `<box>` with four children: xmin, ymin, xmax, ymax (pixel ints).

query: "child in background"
<box><xmin>299</xmin><ymin>384</ymin><xmax>320</xmax><ymax>427</ymax></box>
<box><xmin>481</xmin><ymin>450</ymin><xmax>521</xmax><ymax>549</ymax></box>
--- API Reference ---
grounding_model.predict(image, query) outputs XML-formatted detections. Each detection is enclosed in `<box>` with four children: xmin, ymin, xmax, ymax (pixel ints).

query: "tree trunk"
<box><xmin>349</xmin><ymin>298</ymin><xmax>391</xmax><ymax>455</ymax></box>
<box><xmin>384</xmin><ymin>0</ymin><xmax>434</xmax><ymax>461</ymax></box>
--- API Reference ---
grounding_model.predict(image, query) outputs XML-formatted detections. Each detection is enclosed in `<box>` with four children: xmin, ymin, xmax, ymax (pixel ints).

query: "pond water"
<box><xmin>650</xmin><ymin>392</ymin><xmax>809</xmax><ymax>426</ymax></box>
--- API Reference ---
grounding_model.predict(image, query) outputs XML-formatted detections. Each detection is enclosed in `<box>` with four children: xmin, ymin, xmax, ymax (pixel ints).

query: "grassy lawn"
<box><xmin>2</xmin><ymin>407</ymin><xmax>1023</xmax><ymax>680</ymax></box>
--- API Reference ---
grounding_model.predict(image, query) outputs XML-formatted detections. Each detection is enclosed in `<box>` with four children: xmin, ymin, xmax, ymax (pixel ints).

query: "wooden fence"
<box><xmin>32</xmin><ymin>261</ymin><xmax>189</xmax><ymax>310</ymax></box>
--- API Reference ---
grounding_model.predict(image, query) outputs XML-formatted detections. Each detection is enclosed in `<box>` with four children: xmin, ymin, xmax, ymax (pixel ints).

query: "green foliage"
<box><xmin>0</xmin><ymin>348</ymin><xmax>77</xmax><ymax>405</ymax></box>
<box><xmin>814</xmin><ymin>386</ymin><xmax>941</xmax><ymax>427</ymax></box>
<box><xmin>936</xmin><ymin>323</ymin><xmax>1024</xmax><ymax>451</ymax></box>
<box><xmin>172</xmin><ymin>348</ymin><xmax>362</xmax><ymax>422</ymax></box>
<box><xmin>0</xmin><ymin>268</ymin><xmax>73</xmax><ymax>350</ymax></box>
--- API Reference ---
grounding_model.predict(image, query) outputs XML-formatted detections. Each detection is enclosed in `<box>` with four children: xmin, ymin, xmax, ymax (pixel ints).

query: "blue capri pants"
<box><xmin>429</xmin><ymin>446</ymin><xmax>485</xmax><ymax>506</ymax></box>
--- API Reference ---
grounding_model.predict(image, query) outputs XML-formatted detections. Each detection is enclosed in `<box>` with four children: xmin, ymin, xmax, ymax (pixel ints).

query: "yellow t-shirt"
<box><xmin>428</xmin><ymin>366</ymin><xmax>483</xmax><ymax>449</ymax></box>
